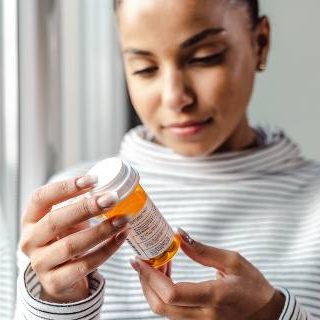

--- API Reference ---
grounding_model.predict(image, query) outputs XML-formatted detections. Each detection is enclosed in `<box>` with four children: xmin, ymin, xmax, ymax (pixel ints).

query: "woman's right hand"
<box><xmin>20</xmin><ymin>175</ymin><xmax>130</xmax><ymax>303</ymax></box>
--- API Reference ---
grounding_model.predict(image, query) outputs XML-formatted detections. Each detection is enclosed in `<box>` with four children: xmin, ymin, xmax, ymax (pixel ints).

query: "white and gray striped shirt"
<box><xmin>16</xmin><ymin>125</ymin><xmax>320</xmax><ymax>319</ymax></box>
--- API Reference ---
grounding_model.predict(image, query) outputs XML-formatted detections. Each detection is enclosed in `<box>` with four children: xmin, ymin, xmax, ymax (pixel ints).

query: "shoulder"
<box><xmin>305</xmin><ymin>160</ymin><xmax>320</xmax><ymax>180</ymax></box>
<box><xmin>48</xmin><ymin>161</ymin><xmax>97</xmax><ymax>183</ymax></box>
<box><xmin>301</xmin><ymin>160</ymin><xmax>320</xmax><ymax>203</ymax></box>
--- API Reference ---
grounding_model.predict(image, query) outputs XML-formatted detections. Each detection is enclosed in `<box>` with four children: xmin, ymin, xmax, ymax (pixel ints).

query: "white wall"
<box><xmin>249</xmin><ymin>0</ymin><xmax>320</xmax><ymax>161</ymax></box>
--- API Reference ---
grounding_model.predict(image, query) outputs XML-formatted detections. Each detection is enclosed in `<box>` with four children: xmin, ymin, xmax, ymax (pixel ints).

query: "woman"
<box><xmin>16</xmin><ymin>0</ymin><xmax>320</xmax><ymax>319</ymax></box>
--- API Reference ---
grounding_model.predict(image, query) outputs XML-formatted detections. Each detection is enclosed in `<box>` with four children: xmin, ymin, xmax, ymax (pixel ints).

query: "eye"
<box><xmin>132</xmin><ymin>66</ymin><xmax>158</xmax><ymax>76</ymax></box>
<box><xmin>189</xmin><ymin>51</ymin><xmax>226</xmax><ymax>66</ymax></box>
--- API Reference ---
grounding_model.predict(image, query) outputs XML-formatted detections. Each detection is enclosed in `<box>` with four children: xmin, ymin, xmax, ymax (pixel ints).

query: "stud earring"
<box><xmin>258</xmin><ymin>63</ymin><xmax>267</xmax><ymax>71</ymax></box>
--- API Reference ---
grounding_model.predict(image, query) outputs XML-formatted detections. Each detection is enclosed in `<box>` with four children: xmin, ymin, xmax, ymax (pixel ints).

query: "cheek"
<box><xmin>195</xmin><ymin>68</ymin><xmax>230</xmax><ymax>104</ymax></box>
<box><xmin>228</xmin><ymin>49</ymin><xmax>256</xmax><ymax>107</ymax></box>
<box><xmin>194</xmin><ymin>68</ymin><xmax>238</xmax><ymax>118</ymax></box>
<box><xmin>127</xmin><ymin>78</ymin><xmax>159</xmax><ymax>123</ymax></box>
<box><xmin>196</xmin><ymin>60</ymin><xmax>255</xmax><ymax>120</ymax></box>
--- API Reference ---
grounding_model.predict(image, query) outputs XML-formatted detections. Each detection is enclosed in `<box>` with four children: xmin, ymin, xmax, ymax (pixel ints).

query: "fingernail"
<box><xmin>97</xmin><ymin>192</ymin><xmax>119</xmax><ymax>208</ymax></box>
<box><xmin>178</xmin><ymin>227</ymin><xmax>195</xmax><ymax>245</ymax></box>
<box><xmin>76</xmin><ymin>175</ymin><xmax>98</xmax><ymax>189</ymax></box>
<box><xmin>115</xmin><ymin>230</ymin><xmax>128</xmax><ymax>244</ymax></box>
<box><xmin>112</xmin><ymin>214</ymin><xmax>131</xmax><ymax>229</ymax></box>
<box><xmin>130</xmin><ymin>258</ymin><xmax>140</xmax><ymax>272</ymax></box>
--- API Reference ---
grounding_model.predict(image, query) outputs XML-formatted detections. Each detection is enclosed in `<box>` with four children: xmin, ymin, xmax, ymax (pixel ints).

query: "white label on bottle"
<box><xmin>127</xmin><ymin>198</ymin><xmax>174</xmax><ymax>260</ymax></box>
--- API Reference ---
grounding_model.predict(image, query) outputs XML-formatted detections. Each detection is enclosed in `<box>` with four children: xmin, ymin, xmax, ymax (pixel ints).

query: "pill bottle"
<box><xmin>86</xmin><ymin>157</ymin><xmax>180</xmax><ymax>268</ymax></box>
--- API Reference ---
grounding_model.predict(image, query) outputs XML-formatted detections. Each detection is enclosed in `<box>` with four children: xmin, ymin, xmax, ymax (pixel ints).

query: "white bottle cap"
<box><xmin>86</xmin><ymin>157</ymin><xmax>140</xmax><ymax>201</ymax></box>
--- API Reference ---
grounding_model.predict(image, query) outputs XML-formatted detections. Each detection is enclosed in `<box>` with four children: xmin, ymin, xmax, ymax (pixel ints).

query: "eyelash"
<box><xmin>189</xmin><ymin>51</ymin><xmax>226</xmax><ymax>65</ymax></box>
<box><xmin>132</xmin><ymin>51</ymin><xmax>226</xmax><ymax>76</ymax></box>
<box><xmin>133</xmin><ymin>67</ymin><xmax>158</xmax><ymax>76</ymax></box>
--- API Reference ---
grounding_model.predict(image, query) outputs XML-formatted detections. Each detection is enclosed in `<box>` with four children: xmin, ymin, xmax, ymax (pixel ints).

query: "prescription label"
<box><xmin>127</xmin><ymin>198</ymin><xmax>174</xmax><ymax>259</ymax></box>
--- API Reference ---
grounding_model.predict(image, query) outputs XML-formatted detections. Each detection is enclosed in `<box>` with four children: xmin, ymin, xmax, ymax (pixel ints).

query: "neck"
<box><xmin>216</xmin><ymin>118</ymin><xmax>258</xmax><ymax>153</ymax></box>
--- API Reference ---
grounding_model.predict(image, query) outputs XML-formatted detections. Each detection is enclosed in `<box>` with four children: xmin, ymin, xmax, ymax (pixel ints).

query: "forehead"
<box><xmin>117</xmin><ymin>0</ymin><xmax>248</xmax><ymax>49</ymax></box>
<box><xmin>118</xmin><ymin>0</ymin><xmax>227</xmax><ymax>21</ymax></box>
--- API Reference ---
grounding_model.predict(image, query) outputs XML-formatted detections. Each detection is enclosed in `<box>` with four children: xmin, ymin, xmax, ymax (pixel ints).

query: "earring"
<box><xmin>258</xmin><ymin>63</ymin><xmax>267</xmax><ymax>72</ymax></box>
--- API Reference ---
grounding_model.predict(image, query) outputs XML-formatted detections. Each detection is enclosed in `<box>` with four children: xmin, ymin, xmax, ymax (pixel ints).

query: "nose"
<box><xmin>162</xmin><ymin>69</ymin><xmax>194</xmax><ymax>112</ymax></box>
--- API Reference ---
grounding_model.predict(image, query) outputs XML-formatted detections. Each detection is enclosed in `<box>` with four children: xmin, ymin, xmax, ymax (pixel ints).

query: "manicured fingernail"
<box><xmin>178</xmin><ymin>227</ymin><xmax>195</xmax><ymax>245</ymax></box>
<box><xmin>112</xmin><ymin>214</ymin><xmax>131</xmax><ymax>229</ymax></box>
<box><xmin>115</xmin><ymin>230</ymin><xmax>128</xmax><ymax>244</ymax></box>
<box><xmin>97</xmin><ymin>192</ymin><xmax>119</xmax><ymax>208</ymax></box>
<box><xmin>76</xmin><ymin>175</ymin><xmax>98</xmax><ymax>189</ymax></box>
<box><xmin>130</xmin><ymin>258</ymin><xmax>140</xmax><ymax>272</ymax></box>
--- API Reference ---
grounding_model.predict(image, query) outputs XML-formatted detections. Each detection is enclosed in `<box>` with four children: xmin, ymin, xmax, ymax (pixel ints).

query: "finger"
<box><xmin>30</xmin><ymin>191</ymin><xmax>119</xmax><ymax>247</ymax></box>
<box><xmin>22</xmin><ymin>220</ymin><xmax>91</xmax><ymax>257</ymax></box>
<box><xmin>178</xmin><ymin>228</ymin><xmax>245</xmax><ymax>274</ymax></box>
<box><xmin>33</xmin><ymin>215</ymin><xmax>131</xmax><ymax>270</ymax></box>
<box><xmin>158</xmin><ymin>261</ymin><xmax>172</xmax><ymax>278</ymax></box>
<box><xmin>139</xmin><ymin>277</ymin><xmax>204</xmax><ymax>319</ymax></box>
<box><xmin>32</xmin><ymin>216</ymin><xmax>130</xmax><ymax>271</ymax></box>
<box><xmin>131</xmin><ymin>258</ymin><xmax>213</xmax><ymax>307</ymax></box>
<box><xmin>215</xmin><ymin>270</ymin><xmax>226</xmax><ymax>280</ymax></box>
<box><xmin>157</xmin><ymin>264</ymin><xmax>167</xmax><ymax>275</ymax></box>
<box><xmin>46</xmin><ymin>230</ymin><xmax>128</xmax><ymax>291</ymax></box>
<box><xmin>22</xmin><ymin>175</ymin><xmax>98</xmax><ymax>225</ymax></box>
<box><xmin>166</xmin><ymin>260</ymin><xmax>172</xmax><ymax>277</ymax></box>
<box><xmin>57</xmin><ymin>220</ymin><xmax>90</xmax><ymax>239</ymax></box>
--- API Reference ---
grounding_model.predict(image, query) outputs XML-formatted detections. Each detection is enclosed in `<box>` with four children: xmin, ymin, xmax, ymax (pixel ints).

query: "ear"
<box><xmin>253</xmin><ymin>16</ymin><xmax>271</xmax><ymax>72</ymax></box>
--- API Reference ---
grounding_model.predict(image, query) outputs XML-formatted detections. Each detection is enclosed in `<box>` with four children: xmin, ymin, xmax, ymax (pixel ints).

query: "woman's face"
<box><xmin>118</xmin><ymin>0</ymin><xmax>269</xmax><ymax>156</ymax></box>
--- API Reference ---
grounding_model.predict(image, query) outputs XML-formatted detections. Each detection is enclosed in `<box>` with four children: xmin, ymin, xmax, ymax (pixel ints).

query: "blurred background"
<box><xmin>0</xmin><ymin>0</ymin><xmax>319</xmax><ymax>318</ymax></box>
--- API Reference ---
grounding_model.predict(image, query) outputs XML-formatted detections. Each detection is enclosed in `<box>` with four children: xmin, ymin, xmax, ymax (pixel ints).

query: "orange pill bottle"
<box><xmin>87</xmin><ymin>157</ymin><xmax>180</xmax><ymax>268</ymax></box>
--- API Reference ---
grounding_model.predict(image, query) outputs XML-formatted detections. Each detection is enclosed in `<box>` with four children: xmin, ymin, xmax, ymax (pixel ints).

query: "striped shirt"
<box><xmin>16</xmin><ymin>125</ymin><xmax>320</xmax><ymax>319</ymax></box>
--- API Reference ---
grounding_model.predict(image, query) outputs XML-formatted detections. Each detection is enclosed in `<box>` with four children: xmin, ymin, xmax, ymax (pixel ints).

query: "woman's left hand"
<box><xmin>130</xmin><ymin>228</ymin><xmax>285</xmax><ymax>320</ymax></box>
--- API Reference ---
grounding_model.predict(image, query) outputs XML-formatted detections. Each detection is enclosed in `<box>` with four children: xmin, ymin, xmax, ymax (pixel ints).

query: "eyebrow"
<box><xmin>181</xmin><ymin>27</ymin><xmax>225</xmax><ymax>49</ymax></box>
<box><xmin>123</xmin><ymin>27</ymin><xmax>225</xmax><ymax>56</ymax></box>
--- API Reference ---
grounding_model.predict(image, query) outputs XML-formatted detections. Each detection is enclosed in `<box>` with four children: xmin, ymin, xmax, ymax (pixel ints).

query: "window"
<box><xmin>0</xmin><ymin>2</ymin><xmax>129</xmax><ymax>316</ymax></box>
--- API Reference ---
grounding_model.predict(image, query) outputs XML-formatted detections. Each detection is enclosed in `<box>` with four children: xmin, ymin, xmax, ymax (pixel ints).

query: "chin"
<box><xmin>170</xmin><ymin>143</ymin><xmax>216</xmax><ymax>157</ymax></box>
<box><xmin>154</xmin><ymin>133</ymin><xmax>219</xmax><ymax>157</ymax></box>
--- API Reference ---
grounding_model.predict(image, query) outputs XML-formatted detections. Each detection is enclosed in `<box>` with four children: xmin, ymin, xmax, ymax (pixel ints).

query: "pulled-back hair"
<box><xmin>232</xmin><ymin>0</ymin><xmax>260</xmax><ymax>26</ymax></box>
<box><xmin>113</xmin><ymin>0</ymin><xmax>260</xmax><ymax>27</ymax></box>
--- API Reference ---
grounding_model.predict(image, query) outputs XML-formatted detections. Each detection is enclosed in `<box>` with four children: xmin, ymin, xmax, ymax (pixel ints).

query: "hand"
<box><xmin>130</xmin><ymin>228</ymin><xmax>285</xmax><ymax>320</ymax></box>
<box><xmin>20</xmin><ymin>175</ymin><xmax>130</xmax><ymax>303</ymax></box>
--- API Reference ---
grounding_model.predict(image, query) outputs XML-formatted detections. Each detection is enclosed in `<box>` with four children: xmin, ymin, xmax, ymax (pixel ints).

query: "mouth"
<box><xmin>164</xmin><ymin>117</ymin><xmax>213</xmax><ymax>137</ymax></box>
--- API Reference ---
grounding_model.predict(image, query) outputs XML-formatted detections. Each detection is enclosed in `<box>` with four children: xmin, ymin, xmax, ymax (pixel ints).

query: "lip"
<box><xmin>165</xmin><ymin>118</ymin><xmax>212</xmax><ymax>137</ymax></box>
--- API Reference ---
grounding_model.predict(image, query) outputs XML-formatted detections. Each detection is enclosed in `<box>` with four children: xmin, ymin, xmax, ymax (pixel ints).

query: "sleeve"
<box><xmin>15</xmin><ymin>259</ymin><xmax>106</xmax><ymax>319</ymax></box>
<box><xmin>277</xmin><ymin>287</ymin><xmax>316</xmax><ymax>320</ymax></box>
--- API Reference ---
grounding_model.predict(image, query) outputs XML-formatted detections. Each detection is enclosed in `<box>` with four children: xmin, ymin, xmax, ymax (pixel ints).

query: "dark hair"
<box><xmin>235</xmin><ymin>0</ymin><xmax>260</xmax><ymax>27</ymax></box>
<box><xmin>113</xmin><ymin>0</ymin><xmax>260</xmax><ymax>27</ymax></box>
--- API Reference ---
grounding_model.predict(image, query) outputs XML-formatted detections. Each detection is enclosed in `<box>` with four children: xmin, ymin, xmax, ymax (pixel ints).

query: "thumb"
<box><xmin>178</xmin><ymin>228</ymin><xmax>244</xmax><ymax>274</ymax></box>
<box><xmin>158</xmin><ymin>260</ymin><xmax>172</xmax><ymax>278</ymax></box>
